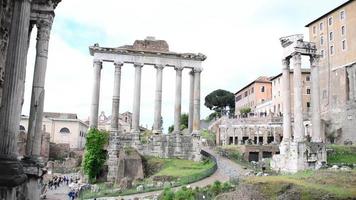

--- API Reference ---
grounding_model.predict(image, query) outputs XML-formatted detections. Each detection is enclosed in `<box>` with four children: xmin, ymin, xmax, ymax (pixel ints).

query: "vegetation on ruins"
<box><xmin>168</xmin><ymin>113</ymin><xmax>189</xmax><ymax>133</ymax></box>
<box><xmin>239</xmin><ymin>107</ymin><xmax>251</xmax><ymax>117</ymax></box>
<box><xmin>327</xmin><ymin>144</ymin><xmax>356</xmax><ymax>165</ymax></box>
<box><xmin>204</xmin><ymin>89</ymin><xmax>235</xmax><ymax>118</ymax></box>
<box><xmin>201</xmin><ymin>130</ymin><xmax>216</xmax><ymax>145</ymax></box>
<box><xmin>83</xmin><ymin>128</ymin><xmax>109</xmax><ymax>183</ymax></box>
<box><xmin>159</xmin><ymin>181</ymin><xmax>234</xmax><ymax>200</ymax></box>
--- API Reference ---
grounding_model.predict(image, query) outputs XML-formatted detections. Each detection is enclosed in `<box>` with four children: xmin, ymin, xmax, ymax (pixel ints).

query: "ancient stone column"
<box><xmin>26</xmin><ymin>16</ymin><xmax>53</xmax><ymax>160</ymax></box>
<box><xmin>89</xmin><ymin>60</ymin><xmax>102</xmax><ymax>128</ymax></box>
<box><xmin>292</xmin><ymin>53</ymin><xmax>305</xmax><ymax>142</ymax></box>
<box><xmin>0</xmin><ymin>0</ymin><xmax>31</xmax><ymax>187</ymax></box>
<box><xmin>310</xmin><ymin>55</ymin><xmax>322</xmax><ymax>142</ymax></box>
<box><xmin>282</xmin><ymin>58</ymin><xmax>292</xmax><ymax>142</ymax></box>
<box><xmin>188</xmin><ymin>70</ymin><xmax>194</xmax><ymax>134</ymax></box>
<box><xmin>192</xmin><ymin>67</ymin><xmax>202</xmax><ymax>134</ymax></box>
<box><xmin>153</xmin><ymin>64</ymin><xmax>164</xmax><ymax>134</ymax></box>
<box><xmin>131</xmin><ymin>63</ymin><xmax>143</xmax><ymax>133</ymax></box>
<box><xmin>174</xmin><ymin>66</ymin><xmax>183</xmax><ymax>133</ymax></box>
<box><xmin>110</xmin><ymin>62</ymin><xmax>123</xmax><ymax>134</ymax></box>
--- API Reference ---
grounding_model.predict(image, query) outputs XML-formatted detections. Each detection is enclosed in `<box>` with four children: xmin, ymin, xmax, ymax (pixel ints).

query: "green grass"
<box><xmin>327</xmin><ymin>144</ymin><xmax>356</xmax><ymax>164</ymax></box>
<box><xmin>153</xmin><ymin>158</ymin><xmax>215</xmax><ymax>177</ymax></box>
<box><xmin>245</xmin><ymin>169</ymin><xmax>356</xmax><ymax>199</ymax></box>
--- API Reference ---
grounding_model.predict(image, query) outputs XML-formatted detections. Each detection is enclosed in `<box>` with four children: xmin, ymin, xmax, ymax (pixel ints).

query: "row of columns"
<box><xmin>89</xmin><ymin>61</ymin><xmax>202</xmax><ymax>135</ymax></box>
<box><xmin>222</xmin><ymin>126</ymin><xmax>280</xmax><ymax>145</ymax></box>
<box><xmin>281</xmin><ymin>53</ymin><xmax>322</xmax><ymax>143</ymax></box>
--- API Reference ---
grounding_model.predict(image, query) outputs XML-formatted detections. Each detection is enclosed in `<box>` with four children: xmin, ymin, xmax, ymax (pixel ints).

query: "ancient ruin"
<box><xmin>0</xmin><ymin>0</ymin><xmax>61</xmax><ymax>199</ymax></box>
<box><xmin>88</xmin><ymin>37</ymin><xmax>207</xmax><ymax>183</ymax></box>
<box><xmin>271</xmin><ymin>34</ymin><xmax>327</xmax><ymax>173</ymax></box>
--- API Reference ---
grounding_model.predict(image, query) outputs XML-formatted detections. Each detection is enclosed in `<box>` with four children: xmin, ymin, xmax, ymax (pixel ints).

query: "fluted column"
<box><xmin>282</xmin><ymin>58</ymin><xmax>292</xmax><ymax>142</ymax></box>
<box><xmin>0</xmin><ymin>0</ymin><xmax>31</xmax><ymax>186</ymax></box>
<box><xmin>153</xmin><ymin>64</ymin><xmax>164</xmax><ymax>134</ymax></box>
<box><xmin>131</xmin><ymin>63</ymin><xmax>143</xmax><ymax>133</ymax></box>
<box><xmin>174</xmin><ymin>66</ymin><xmax>183</xmax><ymax>133</ymax></box>
<box><xmin>293</xmin><ymin>53</ymin><xmax>305</xmax><ymax>142</ymax></box>
<box><xmin>25</xmin><ymin>16</ymin><xmax>53</xmax><ymax>159</ymax></box>
<box><xmin>192</xmin><ymin>67</ymin><xmax>202</xmax><ymax>134</ymax></box>
<box><xmin>89</xmin><ymin>60</ymin><xmax>102</xmax><ymax>128</ymax></box>
<box><xmin>310</xmin><ymin>55</ymin><xmax>322</xmax><ymax>142</ymax></box>
<box><xmin>110</xmin><ymin>62</ymin><xmax>123</xmax><ymax>134</ymax></box>
<box><xmin>188</xmin><ymin>70</ymin><xmax>194</xmax><ymax>134</ymax></box>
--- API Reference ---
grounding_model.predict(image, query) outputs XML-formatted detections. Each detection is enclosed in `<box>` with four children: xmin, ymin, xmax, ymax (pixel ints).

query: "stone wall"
<box><xmin>0</xmin><ymin>0</ymin><xmax>13</xmax><ymax>103</ymax></box>
<box><xmin>49</xmin><ymin>143</ymin><xmax>70</xmax><ymax>161</ymax></box>
<box><xmin>17</xmin><ymin>131</ymin><xmax>50</xmax><ymax>161</ymax></box>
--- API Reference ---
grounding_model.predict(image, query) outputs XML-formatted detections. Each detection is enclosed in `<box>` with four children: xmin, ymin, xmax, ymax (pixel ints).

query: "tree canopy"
<box><xmin>204</xmin><ymin>89</ymin><xmax>235</xmax><ymax>116</ymax></box>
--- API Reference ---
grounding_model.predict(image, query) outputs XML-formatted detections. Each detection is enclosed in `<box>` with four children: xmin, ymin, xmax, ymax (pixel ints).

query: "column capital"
<box><xmin>310</xmin><ymin>55</ymin><xmax>320</xmax><ymax>67</ymax></box>
<box><xmin>174</xmin><ymin>65</ymin><xmax>184</xmax><ymax>71</ymax></box>
<box><xmin>193</xmin><ymin>67</ymin><xmax>203</xmax><ymax>73</ymax></box>
<box><xmin>93</xmin><ymin>59</ymin><xmax>103</xmax><ymax>67</ymax></box>
<box><xmin>35</xmin><ymin>17</ymin><xmax>53</xmax><ymax>42</ymax></box>
<box><xmin>134</xmin><ymin>62</ymin><xmax>144</xmax><ymax>68</ymax></box>
<box><xmin>282</xmin><ymin>58</ymin><xmax>290</xmax><ymax>68</ymax></box>
<box><xmin>114</xmin><ymin>62</ymin><xmax>124</xmax><ymax>67</ymax></box>
<box><xmin>292</xmin><ymin>52</ymin><xmax>302</xmax><ymax>63</ymax></box>
<box><xmin>154</xmin><ymin>64</ymin><xmax>165</xmax><ymax>70</ymax></box>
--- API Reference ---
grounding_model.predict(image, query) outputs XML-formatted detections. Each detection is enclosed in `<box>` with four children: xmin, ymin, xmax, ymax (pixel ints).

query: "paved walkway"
<box><xmin>46</xmin><ymin>185</ymin><xmax>70</xmax><ymax>200</ymax></box>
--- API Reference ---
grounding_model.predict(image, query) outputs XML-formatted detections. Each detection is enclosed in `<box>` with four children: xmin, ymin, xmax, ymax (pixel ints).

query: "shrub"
<box><xmin>83</xmin><ymin>128</ymin><xmax>109</xmax><ymax>183</ymax></box>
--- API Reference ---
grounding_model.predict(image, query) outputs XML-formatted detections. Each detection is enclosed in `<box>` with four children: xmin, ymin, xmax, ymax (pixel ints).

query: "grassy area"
<box><xmin>327</xmin><ymin>144</ymin><xmax>356</xmax><ymax>165</ymax></box>
<box><xmin>81</xmin><ymin>157</ymin><xmax>217</xmax><ymax>199</ymax></box>
<box><xmin>153</xmin><ymin>158</ymin><xmax>215</xmax><ymax>178</ymax></box>
<box><xmin>245</xmin><ymin>170</ymin><xmax>356</xmax><ymax>199</ymax></box>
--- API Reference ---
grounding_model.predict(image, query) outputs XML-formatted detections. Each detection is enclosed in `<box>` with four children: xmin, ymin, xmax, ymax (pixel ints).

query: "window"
<box><xmin>319</xmin><ymin>22</ymin><xmax>323</xmax><ymax>31</ymax></box>
<box><xmin>307</xmin><ymin>102</ymin><xmax>311</xmax><ymax>108</ymax></box>
<box><xmin>341</xmin><ymin>25</ymin><xmax>345</xmax><ymax>36</ymax></box>
<box><xmin>330</xmin><ymin>45</ymin><xmax>334</xmax><ymax>55</ymax></box>
<box><xmin>329</xmin><ymin>31</ymin><xmax>333</xmax><ymax>41</ymax></box>
<box><xmin>342</xmin><ymin>40</ymin><xmax>347</xmax><ymax>51</ymax></box>
<box><xmin>340</xmin><ymin>10</ymin><xmax>345</xmax><ymax>20</ymax></box>
<box><xmin>312</xmin><ymin>26</ymin><xmax>316</xmax><ymax>35</ymax></box>
<box><xmin>251</xmin><ymin>87</ymin><xmax>254</xmax><ymax>93</ymax></box>
<box><xmin>320</xmin><ymin>36</ymin><xmax>324</xmax><ymax>45</ymax></box>
<box><xmin>261</xmin><ymin>86</ymin><xmax>265</xmax><ymax>93</ymax></box>
<box><xmin>235</xmin><ymin>95</ymin><xmax>242</xmax><ymax>102</ymax></box>
<box><xmin>320</xmin><ymin>49</ymin><xmax>324</xmax><ymax>58</ymax></box>
<box><xmin>307</xmin><ymin>88</ymin><xmax>311</xmax><ymax>94</ymax></box>
<box><xmin>244</xmin><ymin>91</ymin><xmax>248</xmax><ymax>97</ymax></box>
<box><xmin>328</xmin><ymin>16</ymin><xmax>333</xmax><ymax>26</ymax></box>
<box><xmin>306</xmin><ymin>76</ymin><xmax>310</xmax><ymax>81</ymax></box>
<box><xmin>60</xmin><ymin>127</ymin><xmax>70</xmax><ymax>134</ymax></box>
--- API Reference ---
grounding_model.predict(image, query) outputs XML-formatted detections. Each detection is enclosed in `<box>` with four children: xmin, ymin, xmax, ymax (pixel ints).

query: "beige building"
<box><xmin>270</xmin><ymin>69</ymin><xmax>311</xmax><ymax>117</ymax></box>
<box><xmin>306</xmin><ymin>0</ymin><xmax>356</xmax><ymax>143</ymax></box>
<box><xmin>20</xmin><ymin>112</ymin><xmax>88</xmax><ymax>149</ymax></box>
<box><xmin>97</xmin><ymin>111</ymin><xmax>133</xmax><ymax>133</ymax></box>
<box><xmin>235</xmin><ymin>76</ymin><xmax>272</xmax><ymax>116</ymax></box>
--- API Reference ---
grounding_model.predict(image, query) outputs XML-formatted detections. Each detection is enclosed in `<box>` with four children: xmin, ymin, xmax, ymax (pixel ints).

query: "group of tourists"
<box><xmin>47</xmin><ymin>175</ymin><xmax>73</xmax><ymax>190</ymax></box>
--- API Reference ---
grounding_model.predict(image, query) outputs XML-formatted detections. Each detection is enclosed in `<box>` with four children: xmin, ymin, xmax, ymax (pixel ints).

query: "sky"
<box><xmin>23</xmin><ymin>0</ymin><xmax>345</xmax><ymax>131</ymax></box>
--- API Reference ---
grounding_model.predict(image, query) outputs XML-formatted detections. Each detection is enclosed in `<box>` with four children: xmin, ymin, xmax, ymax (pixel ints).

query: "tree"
<box><xmin>239</xmin><ymin>107</ymin><xmax>251</xmax><ymax>118</ymax></box>
<box><xmin>204</xmin><ymin>89</ymin><xmax>235</xmax><ymax>117</ymax></box>
<box><xmin>168</xmin><ymin>113</ymin><xmax>189</xmax><ymax>133</ymax></box>
<box><xmin>83</xmin><ymin>128</ymin><xmax>109</xmax><ymax>183</ymax></box>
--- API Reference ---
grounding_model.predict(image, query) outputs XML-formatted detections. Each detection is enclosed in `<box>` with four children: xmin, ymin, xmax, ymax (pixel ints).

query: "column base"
<box><xmin>22</xmin><ymin>156</ymin><xmax>46</xmax><ymax>178</ymax></box>
<box><xmin>0</xmin><ymin>156</ymin><xmax>27</xmax><ymax>187</ymax></box>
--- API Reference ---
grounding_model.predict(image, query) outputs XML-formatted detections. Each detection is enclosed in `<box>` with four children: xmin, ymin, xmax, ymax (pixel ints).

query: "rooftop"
<box><xmin>235</xmin><ymin>76</ymin><xmax>271</xmax><ymax>95</ymax></box>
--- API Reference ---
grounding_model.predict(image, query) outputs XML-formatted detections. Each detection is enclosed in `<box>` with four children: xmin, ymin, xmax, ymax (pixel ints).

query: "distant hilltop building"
<box><xmin>96</xmin><ymin>111</ymin><xmax>133</xmax><ymax>133</ymax></box>
<box><xmin>306</xmin><ymin>0</ymin><xmax>356</xmax><ymax>143</ymax></box>
<box><xmin>20</xmin><ymin>112</ymin><xmax>88</xmax><ymax>149</ymax></box>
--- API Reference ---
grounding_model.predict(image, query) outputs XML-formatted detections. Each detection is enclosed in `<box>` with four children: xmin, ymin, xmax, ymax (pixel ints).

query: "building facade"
<box><xmin>20</xmin><ymin>112</ymin><xmax>88</xmax><ymax>149</ymax></box>
<box><xmin>306</xmin><ymin>0</ymin><xmax>356</xmax><ymax>143</ymax></box>
<box><xmin>235</xmin><ymin>76</ymin><xmax>272</xmax><ymax>115</ymax></box>
<box><xmin>271</xmin><ymin>69</ymin><xmax>311</xmax><ymax>117</ymax></box>
<box><xmin>97</xmin><ymin>111</ymin><xmax>133</xmax><ymax>133</ymax></box>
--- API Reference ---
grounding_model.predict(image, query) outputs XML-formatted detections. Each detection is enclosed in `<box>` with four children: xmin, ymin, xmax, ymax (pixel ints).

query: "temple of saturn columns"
<box><xmin>271</xmin><ymin>34</ymin><xmax>327</xmax><ymax>173</ymax></box>
<box><xmin>0</xmin><ymin>0</ymin><xmax>61</xmax><ymax>199</ymax></box>
<box><xmin>89</xmin><ymin>37</ymin><xmax>206</xmax><ymax>183</ymax></box>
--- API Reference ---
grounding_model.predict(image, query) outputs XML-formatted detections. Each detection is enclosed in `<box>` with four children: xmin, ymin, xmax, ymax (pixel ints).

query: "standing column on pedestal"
<box><xmin>174</xmin><ymin>66</ymin><xmax>183</xmax><ymax>133</ymax></box>
<box><xmin>131</xmin><ymin>63</ymin><xmax>143</xmax><ymax>133</ymax></box>
<box><xmin>192</xmin><ymin>67</ymin><xmax>202</xmax><ymax>134</ymax></box>
<box><xmin>0</xmin><ymin>0</ymin><xmax>31</xmax><ymax>187</ymax></box>
<box><xmin>89</xmin><ymin>60</ymin><xmax>102</xmax><ymax>128</ymax></box>
<box><xmin>293</xmin><ymin>53</ymin><xmax>305</xmax><ymax>142</ymax></box>
<box><xmin>282</xmin><ymin>58</ymin><xmax>292</xmax><ymax>142</ymax></box>
<box><xmin>153</xmin><ymin>64</ymin><xmax>164</xmax><ymax>134</ymax></box>
<box><xmin>188</xmin><ymin>70</ymin><xmax>195</xmax><ymax>134</ymax></box>
<box><xmin>110</xmin><ymin>62</ymin><xmax>123</xmax><ymax>134</ymax></box>
<box><xmin>25</xmin><ymin>16</ymin><xmax>53</xmax><ymax>159</ymax></box>
<box><xmin>310</xmin><ymin>55</ymin><xmax>322</xmax><ymax>142</ymax></box>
